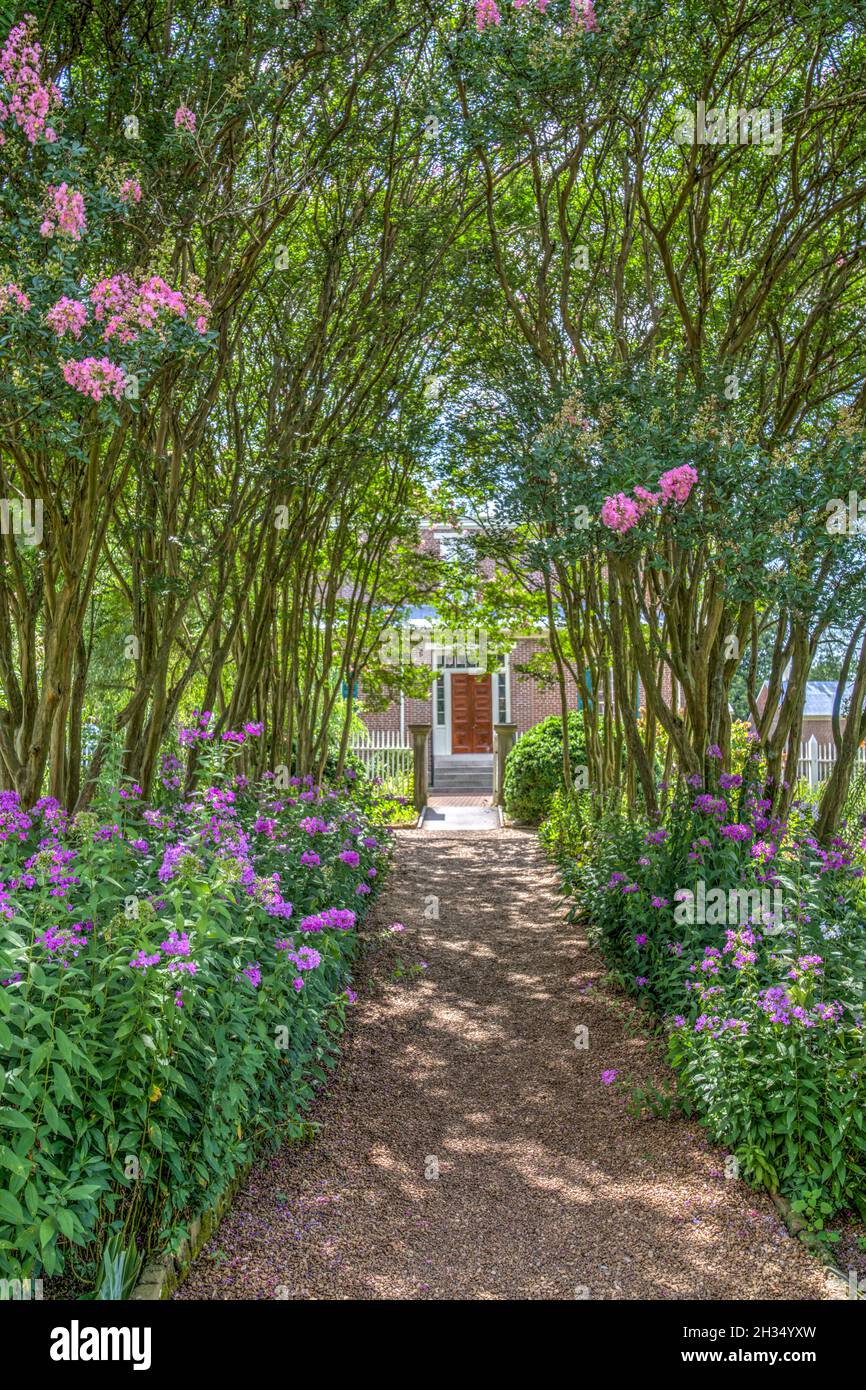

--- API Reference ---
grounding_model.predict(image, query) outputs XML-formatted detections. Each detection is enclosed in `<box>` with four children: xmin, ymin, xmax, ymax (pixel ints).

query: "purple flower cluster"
<box><xmin>36</xmin><ymin>922</ymin><xmax>89</xmax><ymax>967</ymax></box>
<box><xmin>299</xmin><ymin>906</ymin><xmax>356</xmax><ymax>933</ymax></box>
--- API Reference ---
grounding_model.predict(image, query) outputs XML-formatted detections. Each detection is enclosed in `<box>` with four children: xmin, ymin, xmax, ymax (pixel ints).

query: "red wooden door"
<box><xmin>451</xmin><ymin>673</ymin><xmax>493</xmax><ymax>753</ymax></box>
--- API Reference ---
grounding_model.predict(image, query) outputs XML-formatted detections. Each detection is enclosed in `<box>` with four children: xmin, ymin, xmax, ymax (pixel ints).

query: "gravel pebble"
<box><xmin>175</xmin><ymin>828</ymin><xmax>834</xmax><ymax>1300</ymax></box>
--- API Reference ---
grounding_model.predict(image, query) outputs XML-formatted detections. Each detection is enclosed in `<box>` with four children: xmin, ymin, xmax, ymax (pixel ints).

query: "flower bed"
<box><xmin>0</xmin><ymin>770</ymin><xmax>390</xmax><ymax>1287</ymax></box>
<box><xmin>554</xmin><ymin>770</ymin><xmax>866</xmax><ymax>1224</ymax></box>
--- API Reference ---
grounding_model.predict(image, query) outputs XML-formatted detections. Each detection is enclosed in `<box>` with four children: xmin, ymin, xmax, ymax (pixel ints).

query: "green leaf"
<box><xmin>0</xmin><ymin>1189</ymin><xmax>26</xmax><ymax>1224</ymax></box>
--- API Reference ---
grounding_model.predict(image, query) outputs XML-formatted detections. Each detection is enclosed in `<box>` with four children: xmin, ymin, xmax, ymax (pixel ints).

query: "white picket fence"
<box><xmin>349</xmin><ymin>728</ymin><xmax>412</xmax><ymax>782</ymax></box>
<box><xmin>797</xmin><ymin>736</ymin><xmax>866</xmax><ymax>787</ymax></box>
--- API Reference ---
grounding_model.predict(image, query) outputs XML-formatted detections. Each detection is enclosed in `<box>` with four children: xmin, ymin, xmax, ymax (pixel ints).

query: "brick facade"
<box><xmin>508</xmin><ymin>637</ymin><xmax>582</xmax><ymax>729</ymax></box>
<box><xmin>357</xmin><ymin>636</ymin><xmax>583</xmax><ymax>741</ymax></box>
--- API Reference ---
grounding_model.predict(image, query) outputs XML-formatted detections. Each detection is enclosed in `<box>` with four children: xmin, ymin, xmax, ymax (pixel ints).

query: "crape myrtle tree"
<box><xmin>0</xmin><ymin>2</ymin><xmax>481</xmax><ymax>803</ymax></box>
<box><xmin>439</xmin><ymin>0</ymin><xmax>866</xmax><ymax>831</ymax></box>
<box><xmin>0</xmin><ymin>12</ymin><xmax>213</xmax><ymax>806</ymax></box>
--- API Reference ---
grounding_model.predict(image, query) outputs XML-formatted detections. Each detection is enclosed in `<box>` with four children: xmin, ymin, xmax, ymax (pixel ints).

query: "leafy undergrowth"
<box><xmin>0</xmin><ymin>767</ymin><xmax>391</xmax><ymax>1294</ymax></box>
<box><xmin>548</xmin><ymin>773</ymin><xmax>866</xmax><ymax>1234</ymax></box>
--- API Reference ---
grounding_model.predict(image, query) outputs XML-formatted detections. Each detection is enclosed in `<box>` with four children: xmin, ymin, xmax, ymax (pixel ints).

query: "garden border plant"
<box><xmin>0</xmin><ymin>721</ymin><xmax>392</xmax><ymax>1295</ymax></box>
<box><xmin>547</xmin><ymin>746</ymin><xmax>866</xmax><ymax>1234</ymax></box>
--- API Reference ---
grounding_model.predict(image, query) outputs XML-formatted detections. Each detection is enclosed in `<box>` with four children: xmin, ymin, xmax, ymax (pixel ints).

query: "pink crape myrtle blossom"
<box><xmin>571</xmin><ymin>0</ymin><xmax>599</xmax><ymax>30</ymax></box>
<box><xmin>119</xmin><ymin>178</ymin><xmax>142</xmax><ymax>204</ymax></box>
<box><xmin>601</xmin><ymin>466</ymin><xmax>698</xmax><ymax>532</ymax></box>
<box><xmin>633</xmin><ymin>484</ymin><xmax>662</xmax><ymax>516</ymax></box>
<box><xmin>46</xmin><ymin>296</ymin><xmax>88</xmax><ymax>339</ymax></box>
<box><xmin>62</xmin><ymin>356</ymin><xmax>126</xmax><ymax>402</ymax></box>
<box><xmin>658</xmin><ymin>463</ymin><xmax>698</xmax><ymax>504</ymax></box>
<box><xmin>89</xmin><ymin>273</ymin><xmax>209</xmax><ymax>343</ymax></box>
<box><xmin>0</xmin><ymin>282</ymin><xmax>31</xmax><ymax>314</ymax></box>
<box><xmin>40</xmin><ymin>183</ymin><xmax>87</xmax><ymax>241</ymax></box>
<box><xmin>601</xmin><ymin>491</ymin><xmax>640</xmax><ymax>533</ymax></box>
<box><xmin>0</xmin><ymin>17</ymin><xmax>61</xmax><ymax>145</ymax></box>
<box><xmin>174</xmin><ymin>104</ymin><xmax>196</xmax><ymax>132</ymax></box>
<box><xmin>476</xmin><ymin>0</ymin><xmax>501</xmax><ymax>30</ymax></box>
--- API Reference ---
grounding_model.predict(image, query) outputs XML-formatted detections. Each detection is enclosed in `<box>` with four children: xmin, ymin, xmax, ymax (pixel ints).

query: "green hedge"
<box><xmin>503</xmin><ymin>712</ymin><xmax>586</xmax><ymax>823</ymax></box>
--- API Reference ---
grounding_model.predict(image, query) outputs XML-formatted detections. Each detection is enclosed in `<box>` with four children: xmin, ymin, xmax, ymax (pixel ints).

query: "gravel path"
<box><xmin>176</xmin><ymin>828</ymin><xmax>834</xmax><ymax>1300</ymax></box>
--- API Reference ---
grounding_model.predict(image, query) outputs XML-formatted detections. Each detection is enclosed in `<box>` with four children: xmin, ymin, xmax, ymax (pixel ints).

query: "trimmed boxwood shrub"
<box><xmin>503</xmin><ymin>712</ymin><xmax>586</xmax><ymax>823</ymax></box>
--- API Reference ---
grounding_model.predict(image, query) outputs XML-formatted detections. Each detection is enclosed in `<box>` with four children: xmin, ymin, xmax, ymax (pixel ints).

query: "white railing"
<box><xmin>350</xmin><ymin>728</ymin><xmax>412</xmax><ymax>782</ymax></box>
<box><xmin>797</xmin><ymin>736</ymin><xmax>866</xmax><ymax>787</ymax></box>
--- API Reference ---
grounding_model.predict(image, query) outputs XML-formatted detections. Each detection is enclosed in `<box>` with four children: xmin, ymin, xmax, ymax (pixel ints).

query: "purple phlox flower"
<box><xmin>130</xmin><ymin>948</ymin><xmax>161</xmax><ymax>970</ymax></box>
<box><xmin>37</xmin><ymin>922</ymin><xmax>89</xmax><ymax>967</ymax></box>
<box><xmin>750</xmin><ymin>839</ymin><xmax>776</xmax><ymax>859</ymax></box>
<box><xmin>720</xmin><ymin>822</ymin><xmax>752</xmax><ymax>842</ymax></box>
<box><xmin>158</xmin><ymin>843</ymin><xmax>195</xmax><ymax>882</ymax></box>
<box><xmin>299</xmin><ymin>816</ymin><xmax>329</xmax><ymax>836</ymax></box>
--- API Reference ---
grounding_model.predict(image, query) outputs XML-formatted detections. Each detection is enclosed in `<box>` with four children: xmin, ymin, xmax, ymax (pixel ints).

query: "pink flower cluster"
<box><xmin>476</xmin><ymin>0</ymin><xmax>501</xmax><ymax>30</ymax></box>
<box><xmin>0</xmin><ymin>17</ymin><xmax>60</xmax><ymax>146</ymax></box>
<box><xmin>90</xmin><ymin>273</ymin><xmax>210</xmax><ymax>343</ymax></box>
<box><xmin>0</xmin><ymin>282</ymin><xmax>31</xmax><ymax>314</ymax></box>
<box><xmin>46</xmin><ymin>296</ymin><xmax>88</xmax><ymax>339</ymax></box>
<box><xmin>174</xmin><ymin>104</ymin><xmax>196</xmax><ymax>132</ymax></box>
<box><xmin>40</xmin><ymin>183</ymin><xmax>87</xmax><ymax>241</ymax></box>
<box><xmin>571</xmin><ymin>0</ymin><xmax>598</xmax><ymax>30</ymax></box>
<box><xmin>62</xmin><ymin>356</ymin><xmax>126</xmax><ymax>402</ymax></box>
<box><xmin>119</xmin><ymin>178</ymin><xmax>142</xmax><ymax>204</ymax></box>
<box><xmin>601</xmin><ymin>464</ymin><xmax>698</xmax><ymax>533</ymax></box>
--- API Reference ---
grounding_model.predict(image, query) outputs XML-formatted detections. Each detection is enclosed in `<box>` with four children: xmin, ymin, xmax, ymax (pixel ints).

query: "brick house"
<box><xmin>357</xmin><ymin>522</ymin><xmax>586</xmax><ymax>789</ymax></box>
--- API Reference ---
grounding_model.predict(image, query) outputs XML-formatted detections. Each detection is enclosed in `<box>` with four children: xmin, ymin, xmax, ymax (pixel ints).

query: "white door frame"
<box><xmin>432</xmin><ymin>659</ymin><xmax>508</xmax><ymax>757</ymax></box>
